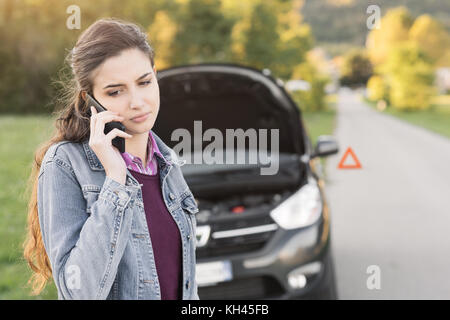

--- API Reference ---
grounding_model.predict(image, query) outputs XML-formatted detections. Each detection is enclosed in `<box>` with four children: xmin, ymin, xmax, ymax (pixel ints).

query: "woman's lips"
<box><xmin>131</xmin><ymin>112</ymin><xmax>150</xmax><ymax>123</ymax></box>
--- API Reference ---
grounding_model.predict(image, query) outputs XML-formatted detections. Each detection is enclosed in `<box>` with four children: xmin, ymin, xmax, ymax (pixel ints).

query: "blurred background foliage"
<box><xmin>0</xmin><ymin>0</ymin><xmax>318</xmax><ymax>114</ymax></box>
<box><xmin>1</xmin><ymin>0</ymin><xmax>448</xmax><ymax>114</ymax></box>
<box><xmin>333</xmin><ymin>5</ymin><xmax>449</xmax><ymax>111</ymax></box>
<box><xmin>302</xmin><ymin>0</ymin><xmax>450</xmax><ymax>55</ymax></box>
<box><xmin>364</xmin><ymin>6</ymin><xmax>449</xmax><ymax>111</ymax></box>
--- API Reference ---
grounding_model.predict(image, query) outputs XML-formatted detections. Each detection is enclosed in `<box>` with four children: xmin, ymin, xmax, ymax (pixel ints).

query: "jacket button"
<box><xmin>187</xmin><ymin>234</ymin><xmax>191</xmax><ymax>240</ymax></box>
<box><xmin>185</xmin><ymin>280</ymin><xmax>190</xmax><ymax>289</ymax></box>
<box><xmin>169</xmin><ymin>193</ymin><xmax>175</xmax><ymax>200</ymax></box>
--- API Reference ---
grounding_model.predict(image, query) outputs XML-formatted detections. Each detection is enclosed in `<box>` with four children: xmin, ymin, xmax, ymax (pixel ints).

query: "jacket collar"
<box><xmin>82</xmin><ymin>129</ymin><xmax>179</xmax><ymax>172</ymax></box>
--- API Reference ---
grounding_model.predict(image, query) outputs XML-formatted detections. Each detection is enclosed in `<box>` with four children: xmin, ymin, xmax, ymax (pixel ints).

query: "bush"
<box><xmin>384</xmin><ymin>42</ymin><xmax>436</xmax><ymax>110</ymax></box>
<box><xmin>339</xmin><ymin>49</ymin><xmax>373</xmax><ymax>87</ymax></box>
<box><xmin>291</xmin><ymin>61</ymin><xmax>329</xmax><ymax>112</ymax></box>
<box><xmin>367</xmin><ymin>75</ymin><xmax>388</xmax><ymax>102</ymax></box>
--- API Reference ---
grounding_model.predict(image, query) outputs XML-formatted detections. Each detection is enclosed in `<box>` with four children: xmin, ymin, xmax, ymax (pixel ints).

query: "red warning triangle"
<box><xmin>338</xmin><ymin>147</ymin><xmax>362</xmax><ymax>169</ymax></box>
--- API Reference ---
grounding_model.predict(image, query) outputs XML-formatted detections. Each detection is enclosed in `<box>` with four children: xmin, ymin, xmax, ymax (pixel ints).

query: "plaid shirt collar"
<box><xmin>121</xmin><ymin>130</ymin><xmax>170</xmax><ymax>174</ymax></box>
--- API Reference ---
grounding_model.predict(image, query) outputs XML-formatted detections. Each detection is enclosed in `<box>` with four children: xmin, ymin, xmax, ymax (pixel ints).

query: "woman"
<box><xmin>23</xmin><ymin>18</ymin><xmax>199</xmax><ymax>300</ymax></box>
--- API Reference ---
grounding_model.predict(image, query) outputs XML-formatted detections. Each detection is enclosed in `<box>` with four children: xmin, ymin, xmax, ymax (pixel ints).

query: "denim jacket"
<box><xmin>37</xmin><ymin>130</ymin><xmax>199</xmax><ymax>300</ymax></box>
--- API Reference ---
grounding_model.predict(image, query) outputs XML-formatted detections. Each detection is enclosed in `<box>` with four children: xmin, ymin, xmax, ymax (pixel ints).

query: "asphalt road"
<box><xmin>324</xmin><ymin>89</ymin><xmax>450</xmax><ymax>299</ymax></box>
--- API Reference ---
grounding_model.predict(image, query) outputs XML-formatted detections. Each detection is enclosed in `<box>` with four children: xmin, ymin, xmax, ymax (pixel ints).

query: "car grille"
<box><xmin>196</xmin><ymin>215</ymin><xmax>277</xmax><ymax>259</ymax></box>
<box><xmin>198</xmin><ymin>276</ymin><xmax>284</xmax><ymax>300</ymax></box>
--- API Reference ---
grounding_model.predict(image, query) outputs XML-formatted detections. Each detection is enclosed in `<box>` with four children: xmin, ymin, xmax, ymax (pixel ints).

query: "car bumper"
<box><xmin>197</xmin><ymin>215</ymin><xmax>335</xmax><ymax>300</ymax></box>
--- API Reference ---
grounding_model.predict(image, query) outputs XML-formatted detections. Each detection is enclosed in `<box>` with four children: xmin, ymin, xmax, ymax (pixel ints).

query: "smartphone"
<box><xmin>85</xmin><ymin>92</ymin><xmax>126</xmax><ymax>153</ymax></box>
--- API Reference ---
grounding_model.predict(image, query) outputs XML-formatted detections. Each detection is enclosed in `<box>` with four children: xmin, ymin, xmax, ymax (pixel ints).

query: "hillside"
<box><xmin>301</xmin><ymin>0</ymin><xmax>450</xmax><ymax>55</ymax></box>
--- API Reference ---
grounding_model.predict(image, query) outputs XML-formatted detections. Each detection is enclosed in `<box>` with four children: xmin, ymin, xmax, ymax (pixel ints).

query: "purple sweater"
<box><xmin>129</xmin><ymin>169</ymin><xmax>182</xmax><ymax>300</ymax></box>
<box><xmin>121</xmin><ymin>131</ymin><xmax>182</xmax><ymax>300</ymax></box>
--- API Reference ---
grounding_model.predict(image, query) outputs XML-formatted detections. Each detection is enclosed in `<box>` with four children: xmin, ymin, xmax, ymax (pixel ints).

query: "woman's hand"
<box><xmin>89</xmin><ymin>106</ymin><xmax>132</xmax><ymax>185</ymax></box>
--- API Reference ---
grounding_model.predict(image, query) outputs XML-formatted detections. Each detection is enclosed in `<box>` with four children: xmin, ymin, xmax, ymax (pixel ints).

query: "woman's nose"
<box><xmin>129</xmin><ymin>93</ymin><xmax>145</xmax><ymax>109</ymax></box>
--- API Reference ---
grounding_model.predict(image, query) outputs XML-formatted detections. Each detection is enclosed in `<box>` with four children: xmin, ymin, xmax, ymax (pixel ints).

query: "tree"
<box><xmin>367</xmin><ymin>75</ymin><xmax>388</xmax><ymax>102</ymax></box>
<box><xmin>409</xmin><ymin>14</ymin><xmax>450</xmax><ymax>67</ymax></box>
<box><xmin>242</xmin><ymin>2</ymin><xmax>280</xmax><ymax>71</ymax></box>
<box><xmin>383</xmin><ymin>42</ymin><xmax>435</xmax><ymax>110</ymax></box>
<box><xmin>339</xmin><ymin>49</ymin><xmax>373</xmax><ymax>86</ymax></box>
<box><xmin>238</xmin><ymin>0</ymin><xmax>312</xmax><ymax>79</ymax></box>
<box><xmin>290</xmin><ymin>59</ymin><xmax>329</xmax><ymax>112</ymax></box>
<box><xmin>366</xmin><ymin>7</ymin><xmax>413</xmax><ymax>66</ymax></box>
<box><xmin>171</xmin><ymin>0</ymin><xmax>235</xmax><ymax>65</ymax></box>
<box><xmin>147</xmin><ymin>11</ymin><xmax>177</xmax><ymax>69</ymax></box>
<box><xmin>275</xmin><ymin>0</ymin><xmax>313</xmax><ymax>79</ymax></box>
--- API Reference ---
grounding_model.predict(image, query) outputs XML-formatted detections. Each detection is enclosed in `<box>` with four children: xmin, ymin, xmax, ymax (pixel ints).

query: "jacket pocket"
<box><xmin>180</xmin><ymin>195</ymin><xmax>199</xmax><ymax>215</ymax></box>
<box><xmin>81</xmin><ymin>184</ymin><xmax>102</xmax><ymax>215</ymax></box>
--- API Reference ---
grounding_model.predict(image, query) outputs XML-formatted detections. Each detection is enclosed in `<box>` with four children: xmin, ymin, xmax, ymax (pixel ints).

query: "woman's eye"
<box><xmin>108</xmin><ymin>90</ymin><xmax>120</xmax><ymax>97</ymax></box>
<box><xmin>107</xmin><ymin>81</ymin><xmax>150</xmax><ymax>96</ymax></box>
<box><xmin>140</xmin><ymin>80</ymin><xmax>152</xmax><ymax>86</ymax></box>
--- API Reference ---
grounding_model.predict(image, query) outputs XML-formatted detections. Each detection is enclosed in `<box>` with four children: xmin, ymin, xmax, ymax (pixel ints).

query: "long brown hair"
<box><xmin>23</xmin><ymin>18</ymin><xmax>155</xmax><ymax>295</ymax></box>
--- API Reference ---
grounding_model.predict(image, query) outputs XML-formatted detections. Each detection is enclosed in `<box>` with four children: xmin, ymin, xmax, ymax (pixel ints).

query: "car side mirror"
<box><xmin>312</xmin><ymin>135</ymin><xmax>339</xmax><ymax>158</ymax></box>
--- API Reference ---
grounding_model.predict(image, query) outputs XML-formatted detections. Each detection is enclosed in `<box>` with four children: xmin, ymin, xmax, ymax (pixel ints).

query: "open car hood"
<box><xmin>153</xmin><ymin>63</ymin><xmax>306</xmax><ymax>156</ymax></box>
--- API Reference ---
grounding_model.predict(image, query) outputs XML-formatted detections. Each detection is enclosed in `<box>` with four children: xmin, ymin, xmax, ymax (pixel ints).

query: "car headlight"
<box><xmin>270</xmin><ymin>179</ymin><xmax>323</xmax><ymax>230</ymax></box>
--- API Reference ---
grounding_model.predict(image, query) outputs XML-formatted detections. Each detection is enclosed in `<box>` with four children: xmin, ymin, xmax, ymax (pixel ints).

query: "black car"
<box><xmin>154</xmin><ymin>63</ymin><xmax>339</xmax><ymax>299</ymax></box>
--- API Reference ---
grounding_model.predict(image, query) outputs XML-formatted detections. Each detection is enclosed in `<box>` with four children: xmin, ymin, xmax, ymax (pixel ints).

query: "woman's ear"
<box><xmin>153</xmin><ymin>65</ymin><xmax>157</xmax><ymax>76</ymax></box>
<box><xmin>81</xmin><ymin>90</ymin><xmax>87</xmax><ymax>101</ymax></box>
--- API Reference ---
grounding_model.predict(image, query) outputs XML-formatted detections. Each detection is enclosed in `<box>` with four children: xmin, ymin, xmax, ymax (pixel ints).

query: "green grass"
<box><xmin>301</xmin><ymin>94</ymin><xmax>338</xmax><ymax>145</ymax></box>
<box><xmin>299</xmin><ymin>95</ymin><xmax>338</xmax><ymax>181</ymax></box>
<box><xmin>0</xmin><ymin>107</ymin><xmax>337</xmax><ymax>299</ymax></box>
<box><xmin>302</xmin><ymin>109</ymin><xmax>337</xmax><ymax>146</ymax></box>
<box><xmin>364</xmin><ymin>95</ymin><xmax>450</xmax><ymax>139</ymax></box>
<box><xmin>0</xmin><ymin>115</ymin><xmax>58</xmax><ymax>299</ymax></box>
